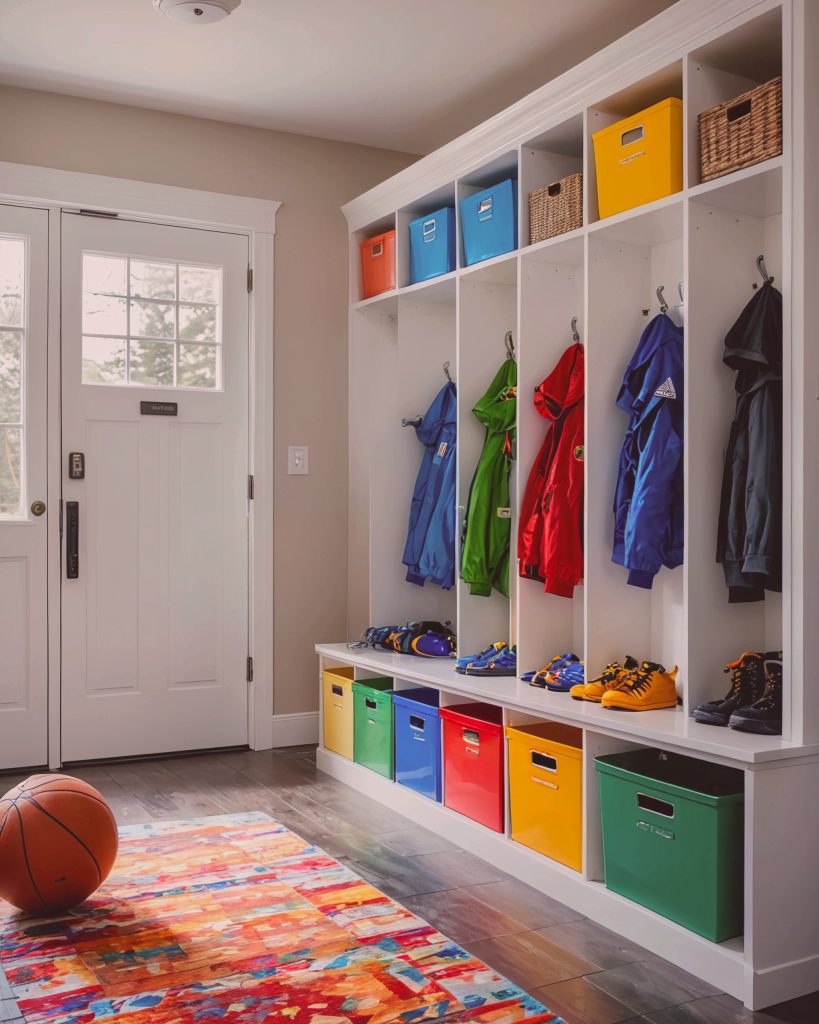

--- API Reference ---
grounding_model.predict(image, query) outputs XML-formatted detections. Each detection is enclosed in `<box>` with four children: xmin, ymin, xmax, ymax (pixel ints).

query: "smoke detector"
<box><xmin>154</xmin><ymin>0</ymin><xmax>241</xmax><ymax>24</ymax></box>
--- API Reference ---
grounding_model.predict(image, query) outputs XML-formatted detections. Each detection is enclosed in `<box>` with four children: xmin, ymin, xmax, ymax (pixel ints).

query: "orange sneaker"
<box><xmin>571</xmin><ymin>656</ymin><xmax>638</xmax><ymax>701</ymax></box>
<box><xmin>601</xmin><ymin>661</ymin><xmax>679</xmax><ymax>711</ymax></box>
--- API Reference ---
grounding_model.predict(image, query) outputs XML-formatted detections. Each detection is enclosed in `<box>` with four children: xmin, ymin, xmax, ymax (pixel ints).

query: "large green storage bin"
<box><xmin>596</xmin><ymin>748</ymin><xmax>744</xmax><ymax>942</ymax></box>
<box><xmin>353</xmin><ymin>677</ymin><xmax>394</xmax><ymax>779</ymax></box>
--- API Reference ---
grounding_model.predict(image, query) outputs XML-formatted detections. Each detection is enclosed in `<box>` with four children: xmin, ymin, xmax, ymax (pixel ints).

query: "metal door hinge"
<box><xmin>247</xmin><ymin>266</ymin><xmax>253</xmax><ymax>292</ymax></box>
<box><xmin>246</xmin><ymin>656</ymin><xmax>254</xmax><ymax>683</ymax></box>
<box><xmin>59</xmin><ymin>498</ymin><xmax>64</xmax><ymax>540</ymax></box>
<box><xmin>248</xmin><ymin>474</ymin><xmax>255</xmax><ymax>500</ymax></box>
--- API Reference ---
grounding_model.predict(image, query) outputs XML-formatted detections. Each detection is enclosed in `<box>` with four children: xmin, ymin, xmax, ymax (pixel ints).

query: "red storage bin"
<box><xmin>441</xmin><ymin>703</ymin><xmax>504</xmax><ymax>832</ymax></box>
<box><xmin>359</xmin><ymin>230</ymin><xmax>396</xmax><ymax>299</ymax></box>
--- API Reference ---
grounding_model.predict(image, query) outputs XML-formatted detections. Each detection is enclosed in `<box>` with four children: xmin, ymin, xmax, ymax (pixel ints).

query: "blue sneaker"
<box><xmin>526</xmin><ymin>652</ymin><xmax>580</xmax><ymax>688</ymax></box>
<box><xmin>466</xmin><ymin>646</ymin><xmax>517</xmax><ymax>677</ymax></box>
<box><xmin>545</xmin><ymin>659</ymin><xmax>585</xmax><ymax>692</ymax></box>
<box><xmin>456</xmin><ymin>641</ymin><xmax>507</xmax><ymax>675</ymax></box>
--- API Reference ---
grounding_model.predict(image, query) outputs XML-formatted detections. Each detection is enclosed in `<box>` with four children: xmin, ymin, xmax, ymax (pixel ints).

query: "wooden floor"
<box><xmin>1</xmin><ymin>747</ymin><xmax>817</xmax><ymax>1024</ymax></box>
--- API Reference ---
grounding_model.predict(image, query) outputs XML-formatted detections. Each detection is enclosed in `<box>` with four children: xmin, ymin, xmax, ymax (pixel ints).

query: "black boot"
<box><xmin>728</xmin><ymin>653</ymin><xmax>783</xmax><ymax>735</ymax></box>
<box><xmin>692</xmin><ymin>652</ymin><xmax>766</xmax><ymax>726</ymax></box>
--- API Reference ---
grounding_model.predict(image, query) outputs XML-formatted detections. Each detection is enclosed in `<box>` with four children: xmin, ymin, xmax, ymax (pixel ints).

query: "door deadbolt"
<box><xmin>31</xmin><ymin>500</ymin><xmax>46</xmax><ymax>517</ymax></box>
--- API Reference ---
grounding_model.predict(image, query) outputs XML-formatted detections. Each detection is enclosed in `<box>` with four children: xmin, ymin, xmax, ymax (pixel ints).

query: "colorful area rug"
<box><xmin>0</xmin><ymin>812</ymin><xmax>563</xmax><ymax>1023</ymax></box>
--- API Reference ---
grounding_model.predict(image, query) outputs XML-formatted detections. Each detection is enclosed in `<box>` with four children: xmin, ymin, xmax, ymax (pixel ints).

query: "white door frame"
<box><xmin>0</xmin><ymin>160</ymin><xmax>280</xmax><ymax>767</ymax></box>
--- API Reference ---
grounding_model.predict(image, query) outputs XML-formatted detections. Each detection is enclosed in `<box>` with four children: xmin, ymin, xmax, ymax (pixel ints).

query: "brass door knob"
<box><xmin>30</xmin><ymin>500</ymin><xmax>46</xmax><ymax>516</ymax></box>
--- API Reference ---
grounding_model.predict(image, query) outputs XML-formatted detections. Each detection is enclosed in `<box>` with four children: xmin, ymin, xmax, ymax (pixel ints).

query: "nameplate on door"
<box><xmin>140</xmin><ymin>401</ymin><xmax>178</xmax><ymax>416</ymax></box>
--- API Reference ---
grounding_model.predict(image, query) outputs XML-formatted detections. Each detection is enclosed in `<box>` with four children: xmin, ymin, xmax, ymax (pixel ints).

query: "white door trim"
<box><xmin>0</xmin><ymin>159</ymin><xmax>280</xmax><ymax>765</ymax></box>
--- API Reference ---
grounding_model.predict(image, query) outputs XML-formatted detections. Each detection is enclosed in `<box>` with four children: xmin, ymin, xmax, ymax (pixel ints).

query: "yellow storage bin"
<box><xmin>322</xmin><ymin>666</ymin><xmax>355</xmax><ymax>759</ymax></box>
<box><xmin>506</xmin><ymin>721</ymin><xmax>583</xmax><ymax>871</ymax></box>
<box><xmin>592</xmin><ymin>97</ymin><xmax>683</xmax><ymax>219</ymax></box>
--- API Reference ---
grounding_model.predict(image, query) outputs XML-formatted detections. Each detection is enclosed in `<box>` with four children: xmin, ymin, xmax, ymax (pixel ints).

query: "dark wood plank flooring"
<box><xmin>1</xmin><ymin>747</ymin><xmax>817</xmax><ymax>1024</ymax></box>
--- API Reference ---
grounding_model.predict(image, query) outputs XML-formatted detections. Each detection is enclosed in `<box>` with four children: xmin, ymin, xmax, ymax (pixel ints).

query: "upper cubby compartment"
<box><xmin>396</xmin><ymin>183</ymin><xmax>457</xmax><ymax>294</ymax></box>
<box><xmin>686</xmin><ymin>7</ymin><xmax>783</xmax><ymax>190</ymax></box>
<box><xmin>586</xmin><ymin>62</ymin><xmax>684</xmax><ymax>225</ymax></box>
<box><xmin>353</xmin><ymin>213</ymin><xmax>397</xmax><ymax>310</ymax></box>
<box><xmin>457</xmin><ymin>151</ymin><xmax>519</xmax><ymax>271</ymax></box>
<box><xmin>519</xmin><ymin>114</ymin><xmax>584</xmax><ymax>251</ymax></box>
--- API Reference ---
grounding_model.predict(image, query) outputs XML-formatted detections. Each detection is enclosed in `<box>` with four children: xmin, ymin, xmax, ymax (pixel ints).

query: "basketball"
<box><xmin>0</xmin><ymin>774</ymin><xmax>118</xmax><ymax>915</ymax></box>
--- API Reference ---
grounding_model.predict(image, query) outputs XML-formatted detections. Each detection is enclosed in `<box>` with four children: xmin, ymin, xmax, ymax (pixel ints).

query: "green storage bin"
<box><xmin>596</xmin><ymin>748</ymin><xmax>744</xmax><ymax>942</ymax></box>
<box><xmin>353</xmin><ymin>677</ymin><xmax>394</xmax><ymax>779</ymax></box>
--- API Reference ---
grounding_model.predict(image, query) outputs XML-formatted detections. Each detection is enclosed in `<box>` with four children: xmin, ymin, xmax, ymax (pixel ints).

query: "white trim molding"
<box><xmin>271</xmin><ymin>712</ymin><xmax>320</xmax><ymax>748</ymax></box>
<box><xmin>0</xmin><ymin>160</ymin><xmax>281</xmax><ymax>764</ymax></box>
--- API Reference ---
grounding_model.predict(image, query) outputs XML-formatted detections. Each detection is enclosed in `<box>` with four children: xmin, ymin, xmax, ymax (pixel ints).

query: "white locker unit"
<box><xmin>318</xmin><ymin>0</ymin><xmax>819</xmax><ymax>1010</ymax></box>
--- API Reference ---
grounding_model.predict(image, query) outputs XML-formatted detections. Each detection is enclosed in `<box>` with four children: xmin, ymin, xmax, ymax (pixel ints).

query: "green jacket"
<box><xmin>461</xmin><ymin>357</ymin><xmax>517</xmax><ymax>597</ymax></box>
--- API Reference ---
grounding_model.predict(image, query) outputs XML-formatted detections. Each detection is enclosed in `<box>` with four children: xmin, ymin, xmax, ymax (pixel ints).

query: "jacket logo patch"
<box><xmin>574</xmin><ymin>444</ymin><xmax>584</xmax><ymax>461</ymax></box>
<box><xmin>496</xmin><ymin>507</ymin><xmax>511</xmax><ymax>519</ymax></box>
<box><xmin>436</xmin><ymin>441</ymin><xmax>448</xmax><ymax>459</ymax></box>
<box><xmin>654</xmin><ymin>377</ymin><xmax>677</xmax><ymax>399</ymax></box>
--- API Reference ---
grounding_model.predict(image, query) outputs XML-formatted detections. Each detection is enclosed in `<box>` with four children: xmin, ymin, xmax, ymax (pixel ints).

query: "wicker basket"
<box><xmin>529</xmin><ymin>172</ymin><xmax>583</xmax><ymax>244</ymax></box>
<box><xmin>698</xmin><ymin>76</ymin><xmax>782</xmax><ymax>183</ymax></box>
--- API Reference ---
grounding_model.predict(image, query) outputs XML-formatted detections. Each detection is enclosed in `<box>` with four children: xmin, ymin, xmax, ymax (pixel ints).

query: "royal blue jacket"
<box><xmin>612</xmin><ymin>313</ymin><xmax>684</xmax><ymax>589</ymax></box>
<box><xmin>403</xmin><ymin>382</ymin><xmax>457</xmax><ymax>589</ymax></box>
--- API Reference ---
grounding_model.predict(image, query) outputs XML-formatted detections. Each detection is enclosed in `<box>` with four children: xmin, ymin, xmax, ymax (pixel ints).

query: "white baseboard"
<box><xmin>271</xmin><ymin>711</ymin><xmax>319</xmax><ymax>747</ymax></box>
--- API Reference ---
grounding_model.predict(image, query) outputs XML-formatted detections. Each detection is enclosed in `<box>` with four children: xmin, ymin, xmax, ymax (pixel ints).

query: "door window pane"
<box><xmin>0</xmin><ymin>238</ymin><xmax>25</xmax><ymax>327</ymax></box>
<box><xmin>178</xmin><ymin>343</ymin><xmax>218</xmax><ymax>389</ymax></box>
<box><xmin>130</xmin><ymin>260</ymin><xmax>176</xmax><ymax>301</ymax></box>
<box><xmin>82</xmin><ymin>253</ymin><xmax>223</xmax><ymax>390</ymax></box>
<box><xmin>0</xmin><ymin>426</ymin><xmax>22</xmax><ymax>517</ymax></box>
<box><xmin>0</xmin><ymin>331</ymin><xmax>22</xmax><ymax>423</ymax></box>
<box><xmin>82</xmin><ymin>336</ymin><xmax>127</xmax><ymax>385</ymax></box>
<box><xmin>130</xmin><ymin>340</ymin><xmax>175</xmax><ymax>387</ymax></box>
<box><xmin>0</xmin><ymin>236</ymin><xmax>25</xmax><ymax>520</ymax></box>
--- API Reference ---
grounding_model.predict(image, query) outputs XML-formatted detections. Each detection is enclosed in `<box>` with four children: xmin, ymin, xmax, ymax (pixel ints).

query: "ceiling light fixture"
<box><xmin>153</xmin><ymin>0</ymin><xmax>241</xmax><ymax>24</ymax></box>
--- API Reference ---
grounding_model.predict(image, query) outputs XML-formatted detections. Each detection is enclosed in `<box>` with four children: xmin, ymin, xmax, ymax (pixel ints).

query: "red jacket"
<box><xmin>517</xmin><ymin>343</ymin><xmax>584</xmax><ymax>598</ymax></box>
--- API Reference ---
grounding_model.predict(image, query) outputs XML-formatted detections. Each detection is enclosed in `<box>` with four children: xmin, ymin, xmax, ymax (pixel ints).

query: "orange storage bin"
<box><xmin>360</xmin><ymin>230</ymin><xmax>396</xmax><ymax>299</ymax></box>
<box><xmin>592</xmin><ymin>97</ymin><xmax>683</xmax><ymax>219</ymax></box>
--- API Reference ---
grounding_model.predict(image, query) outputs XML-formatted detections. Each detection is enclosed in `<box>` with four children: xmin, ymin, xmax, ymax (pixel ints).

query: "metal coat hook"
<box><xmin>402</xmin><ymin>415</ymin><xmax>422</xmax><ymax>428</ymax></box>
<box><xmin>443</xmin><ymin>360</ymin><xmax>454</xmax><ymax>383</ymax></box>
<box><xmin>756</xmin><ymin>254</ymin><xmax>774</xmax><ymax>286</ymax></box>
<box><xmin>677</xmin><ymin>281</ymin><xmax>685</xmax><ymax>305</ymax></box>
<box><xmin>505</xmin><ymin>331</ymin><xmax>515</xmax><ymax>359</ymax></box>
<box><xmin>657</xmin><ymin>285</ymin><xmax>669</xmax><ymax>313</ymax></box>
<box><xmin>571</xmin><ymin>316</ymin><xmax>580</xmax><ymax>343</ymax></box>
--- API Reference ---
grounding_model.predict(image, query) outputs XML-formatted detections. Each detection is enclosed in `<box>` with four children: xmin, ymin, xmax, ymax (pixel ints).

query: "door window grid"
<box><xmin>81</xmin><ymin>253</ymin><xmax>224</xmax><ymax>390</ymax></box>
<box><xmin>0</xmin><ymin>235</ymin><xmax>27</xmax><ymax>519</ymax></box>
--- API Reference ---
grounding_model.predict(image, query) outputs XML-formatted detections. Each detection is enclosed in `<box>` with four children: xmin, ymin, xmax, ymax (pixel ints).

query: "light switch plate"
<box><xmin>288</xmin><ymin>446</ymin><xmax>309</xmax><ymax>475</ymax></box>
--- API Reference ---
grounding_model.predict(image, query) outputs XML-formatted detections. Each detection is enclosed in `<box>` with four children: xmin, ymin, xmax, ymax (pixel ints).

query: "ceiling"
<box><xmin>0</xmin><ymin>0</ymin><xmax>675</xmax><ymax>155</ymax></box>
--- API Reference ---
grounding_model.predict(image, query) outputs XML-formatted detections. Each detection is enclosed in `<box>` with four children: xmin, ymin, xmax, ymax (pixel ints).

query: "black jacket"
<box><xmin>716</xmin><ymin>280</ymin><xmax>782</xmax><ymax>602</ymax></box>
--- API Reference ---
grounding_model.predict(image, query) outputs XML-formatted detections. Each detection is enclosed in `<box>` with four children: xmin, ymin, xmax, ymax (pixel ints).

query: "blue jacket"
<box><xmin>612</xmin><ymin>313</ymin><xmax>684</xmax><ymax>589</ymax></box>
<box><xmin>403</xmin><ymin>382</ymin><xmax>457</xmax><ymax>589</ymax></box>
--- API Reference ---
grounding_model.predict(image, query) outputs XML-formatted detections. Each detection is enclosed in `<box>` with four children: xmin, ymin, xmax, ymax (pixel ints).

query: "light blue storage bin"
<box><xmin>409</xmin><ymin>207</ymin><xmax>456</xmax><ymax>284</ymax></box>
<box><xmin>393</xmin><ymin>687</ymin><xmax>442</xmax><ymax>802</ymax></box>
<box><xmin>460</xmin><ymin>179</ymin><xmax>518</xmax><ymax>266</ymax></box>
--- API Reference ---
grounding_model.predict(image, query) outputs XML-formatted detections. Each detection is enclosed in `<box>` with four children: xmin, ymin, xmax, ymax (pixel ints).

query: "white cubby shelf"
<box><xmin>328</xmin><ymin>0</ymin><xmax>819</xmax><ymax>1011</ymax></box>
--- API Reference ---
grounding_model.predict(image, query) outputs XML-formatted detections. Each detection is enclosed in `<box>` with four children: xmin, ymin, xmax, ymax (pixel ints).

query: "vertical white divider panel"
<box><xmin>585</xmin><ymin>108</ymin><xmax>620</xmax><ymax>225</ymax></box>
<box><xmin>457</xmin><ymin>266</ymin><xmax>518</xmax><ymax>657</ymax></box>
<box><xmin>582</xmin><ymin>731</ymin><xmax>642</xmax><ymax>882</ymax></box>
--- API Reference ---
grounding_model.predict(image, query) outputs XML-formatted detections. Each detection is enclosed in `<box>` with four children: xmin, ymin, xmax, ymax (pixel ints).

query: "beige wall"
<box><xmin>0</xmin><ymin>85</ymin><xmax>416</xmax><ymax>718</ymax></box>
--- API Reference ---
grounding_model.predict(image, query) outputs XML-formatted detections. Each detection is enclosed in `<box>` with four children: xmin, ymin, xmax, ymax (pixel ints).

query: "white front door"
<box><xmin>60</xmin><ymin>214</ymin><xmax>250</xmax><ymax>761</ymax></box>
<box><xmin>0</xmin><ymin>205</ymin><xmax>49</xmax><ymax>770</ymax></box>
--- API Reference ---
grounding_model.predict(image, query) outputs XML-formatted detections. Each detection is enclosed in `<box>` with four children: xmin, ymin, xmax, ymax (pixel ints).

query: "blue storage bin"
<box><xmin>460</xmin><ymin>178</ymin><xmax>518</xmax><ymax>266</ymax></box>
<box><xmin>409</xmin><ymin>207</ymin><xmax>456</xmax><ymax>284</ymax></box>
<box><xmin>393</xmin><ymin>687</ymin><xmax>442</xmax><ymax>802</ymax></box>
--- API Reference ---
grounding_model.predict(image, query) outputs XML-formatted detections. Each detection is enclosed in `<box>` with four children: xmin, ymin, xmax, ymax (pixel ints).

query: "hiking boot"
<box><xmin>692</xmin><ymin>652</ymin><xmax>765</xmax><ymax>726</ymax></box>
<box><xmin>572</xmin><ymin>656</ymin><xmax>638</xmax><ymax>701</ymax></box>
<box><xmin>728</xmin><ymin>653</ymin><xmax>783</xmax><ymax>735</ymax></box>
<box><xmin>602</xmin><ymin>661</ymin><xmax>679</xmax><ymax>711</ymax></box>
<box><xmin>466</xmin><ymin>646</ymin><xmax>517</xmax><ymax>677</ymax></box>
<box><xmin>456</xmin><ymin>642</ymin><xmax>506</xmax><ymax>674</ymax></box>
